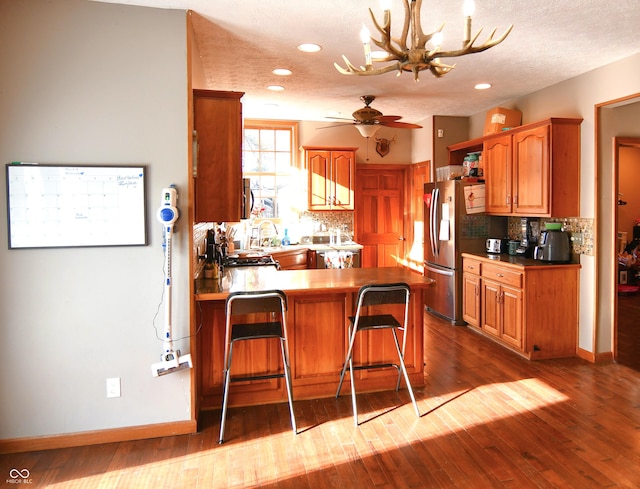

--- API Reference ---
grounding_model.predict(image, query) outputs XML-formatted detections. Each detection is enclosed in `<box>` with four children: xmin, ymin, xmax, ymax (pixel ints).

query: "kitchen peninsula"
<box><xmin>195</xmin><ymin>267</ymin><xmax>433</xmax><ymax>410</ymax></box>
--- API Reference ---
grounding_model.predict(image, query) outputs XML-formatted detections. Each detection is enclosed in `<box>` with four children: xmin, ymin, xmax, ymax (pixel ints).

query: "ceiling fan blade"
<box><xmin>325</xmin><ymin>116</ymin><xmax>356</xmax><ymax>122</ymax></box>
<box><xmin>379</xmin><ymin>121</ymin><xmax>423</xmax><ymax>129</ymax></box>
<box><xmin>317</xmin><ymin>122</ymin><xmax>356</xmax><ymax>129</ymax></box>
<box><xmin>375</xmin><ymin>115</ymin><xmax>402</xmax><ymax>123</ymax></box>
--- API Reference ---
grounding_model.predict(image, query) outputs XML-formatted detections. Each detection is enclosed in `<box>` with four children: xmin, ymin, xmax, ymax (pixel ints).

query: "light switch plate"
<box><xmin>106</xmin><ymin>377</ymin><xmax>121</xmax><ymax>398</ymax></box>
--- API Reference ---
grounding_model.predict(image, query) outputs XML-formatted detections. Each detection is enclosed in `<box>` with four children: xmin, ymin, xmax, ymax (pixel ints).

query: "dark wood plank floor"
<box><xmin>2</xmin><ymin>311</ymin><xmax>640</xmax><ymax>488</ymax></box>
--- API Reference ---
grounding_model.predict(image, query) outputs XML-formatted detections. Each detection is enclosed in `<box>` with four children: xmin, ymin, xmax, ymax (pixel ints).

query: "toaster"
<box><xmin>486</xmin><ymin>238</ymin><xmax>508</xmax><ymax>254</ymax></box>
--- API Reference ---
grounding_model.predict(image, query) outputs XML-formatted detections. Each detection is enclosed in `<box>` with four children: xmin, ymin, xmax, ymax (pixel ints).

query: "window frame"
<box><xmin>242</xmin><ymin>120</ymin><xmax>300</xmax><ymax>219</ymax></box>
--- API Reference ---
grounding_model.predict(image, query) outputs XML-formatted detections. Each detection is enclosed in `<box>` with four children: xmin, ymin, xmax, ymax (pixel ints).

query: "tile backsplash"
<box><xmin>507</xmin><ymin>217</ymin><xmax>594</xmax><ymax>256</ymax></box>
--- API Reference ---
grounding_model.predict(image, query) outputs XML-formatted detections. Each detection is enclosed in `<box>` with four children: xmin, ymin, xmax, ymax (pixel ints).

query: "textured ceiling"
<box><xmin>97</xmin><ymin>0</ymin><xmax>640</xmax><ymax>124</ymax></box>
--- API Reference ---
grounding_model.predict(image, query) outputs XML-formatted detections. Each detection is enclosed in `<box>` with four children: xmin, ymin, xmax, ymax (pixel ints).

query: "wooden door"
<box><xmin>194</xmin><ymin>90</ymin><xmax>243</xmax><ymax>223</ymax></box>
<box><xmin>484</xmin><ymin>135</ymin><xmax>512</xmax><ymax>215</ymax></box>
<box><xmin>513</xmin><ymin>125</ymin><xmax>550</xmax><ymax>215</ymax></box>
<box><xmin>462</xmin><ymin>272</ymin><xmax>481</xmax><ymax>327</ymax></box>
<box><xmin>307</xmin><ymin>150</ymin><xmax>331</xmax><ymax>210</ymax></box>
<box><xmin>407</xmin><ymin>161</ymin><xmax>430</xmax><ymax>273</ymax></box>
<box><xmin>481</xmin><ymin>279</ymin><xmax>501</xmax><ymax>337</ymax></box>
<box><xmin>332</xmin><ymin>151</ymin><xmax>355</xmax><ymax>210</ymax></box>
<box><xmin>355</xmin><ymin>165</ymin><xmax>406</xmax><ymax>268</ymax></box>
<box><xmin>501</xmin><ymin>285</ymin><xmax>523</xmax><ymax>349</ymax></box>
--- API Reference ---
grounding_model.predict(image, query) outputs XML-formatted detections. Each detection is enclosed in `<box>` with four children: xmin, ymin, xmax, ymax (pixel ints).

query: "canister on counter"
<box><xmin>508</xmin><ymin>240</ymin><xmax>519</xmax><ymax>255</ymax></box>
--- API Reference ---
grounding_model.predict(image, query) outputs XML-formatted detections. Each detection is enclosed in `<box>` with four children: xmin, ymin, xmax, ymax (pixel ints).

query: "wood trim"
<box><xmin>0</xmin><ymin>420</ymin><xmax>197</xmax><ymax>455</ymax></box>
<box><xmin>594</xmin><ymin>93</ymin><xmax>640</xmax><ymax>361</ymax></box>
<box><xmin>577</xmin><ymin>347</ymin><xmax>595</xmax><ymax>362</ymax></box>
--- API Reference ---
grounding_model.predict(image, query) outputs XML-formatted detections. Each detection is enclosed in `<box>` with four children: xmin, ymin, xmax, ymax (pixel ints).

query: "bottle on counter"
<box><xmin>282</xmin><ymin>228</ymin><xmax>291</xmax><ymax>246</ymax></box>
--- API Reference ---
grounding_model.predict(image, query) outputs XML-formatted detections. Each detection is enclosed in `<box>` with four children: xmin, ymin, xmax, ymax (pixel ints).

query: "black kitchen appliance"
<box><xmin>224</xmin><ymin>255</ymin><xmax>279</xmax><ymax>268</ymax></box>
<box><xmin>515</xmin><ymin>217</ymin><xmax>539</xmax><ymax>257</ymax></box>
<box><xmin>534</xmin><ymin>230</ymin><xmax>571</xmax><ymax>262</ymax></box>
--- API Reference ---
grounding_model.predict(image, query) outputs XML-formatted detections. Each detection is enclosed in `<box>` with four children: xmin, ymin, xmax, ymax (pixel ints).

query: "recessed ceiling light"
<box><xmin>297</xmin><ymin>43</ymin><xmax>322</xmax><ymax>53</ymax></box>
<box><xmin>267</xmin><ymin>85</ymin><xmax>285</xmax><ymax>91</ymax></box>
<box><xmin>474</xmin><ymin>83</ymin><xmax>492</xmax><ymax>90</ymax></box>
<box><xmin>273</xmin><ymin>68</ymin><xmax>292</xmax><ymax>76</ymax></box>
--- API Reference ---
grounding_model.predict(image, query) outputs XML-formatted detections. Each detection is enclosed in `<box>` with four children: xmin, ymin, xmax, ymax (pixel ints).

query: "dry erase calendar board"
<box><xmin>6</xmin><ymin>163</ymin><xmax>147</xmax><ymax>249</ymax></box>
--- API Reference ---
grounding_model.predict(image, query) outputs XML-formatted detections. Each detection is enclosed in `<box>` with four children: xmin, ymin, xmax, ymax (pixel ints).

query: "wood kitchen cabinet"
<box><xmin>483</xmin><ymin>118</ymin><xmax>581</xmax><ymax>217</ymax></box>
<box><xmin>193</xmin><ymin>90</ymin><xmax>244</xmax><ymax>222</ymax></box>
<box><xmin>462</xmin><ymin>254</ymin><xmax>580</xmax><ymax>359</ymax></box>
<box><xmin>461</xmin><ymin>257</ymin><xmax>482</xmax><ymax>327</ymax></box>
<box><xmin>480</xmin><ymin>263</ymin><xmax>523</xmax><ymax>350</ymax></box>
<box><xmin>449</xmin><ymin>118</ymin><xmax>582</xmax><ymax>217</ymax></box>
<box><xmin>271</xmin><ymin>247</ymin><xmax>309</xmax><ymax>270</ymax></box>
<box><xmin>305</xmin><ymin>147</ymin><xmax>356</xmax><ymax>210</ymax></box>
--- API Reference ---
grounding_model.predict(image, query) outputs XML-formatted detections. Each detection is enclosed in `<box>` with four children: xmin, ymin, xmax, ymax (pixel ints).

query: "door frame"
<box><xmin>613</xmin><ymin>136</ymin><xmax>640</xmax><ymax>361</ymax></box>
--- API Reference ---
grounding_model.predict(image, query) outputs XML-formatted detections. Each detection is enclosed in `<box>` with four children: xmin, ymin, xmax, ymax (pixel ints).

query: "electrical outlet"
<box><xmin>106</xmin><ymin>377</ymin><xmax>121</xmax><ymax>398</ymax></box>
<box><xmin>571</xmin><ymin>232</ymin><xmax>583</xmax><ymax>246</ymax></box>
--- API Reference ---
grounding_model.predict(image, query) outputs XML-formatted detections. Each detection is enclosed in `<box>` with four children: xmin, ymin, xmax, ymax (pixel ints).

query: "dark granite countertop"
<box><xmin>462</xmin><ymin>252</ymin><xmax>581</xmax><ymax>268</ymax></box>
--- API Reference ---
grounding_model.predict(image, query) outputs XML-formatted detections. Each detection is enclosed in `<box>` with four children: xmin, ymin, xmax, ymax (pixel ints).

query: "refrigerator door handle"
<box><xmin>430</xmin><ymin>188</ymin><xmax>440</xmax><ymax>257</ymax></box>
<box><xmin>424</xmin><ymin>264</ymin><xmax>455</xmax><ymax>277</ymax></box>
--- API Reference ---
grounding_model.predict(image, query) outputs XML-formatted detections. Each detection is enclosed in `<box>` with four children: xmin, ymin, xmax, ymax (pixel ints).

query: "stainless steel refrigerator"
<box><xmin>423</xmin><ymin>180</ymin><xmax>505</xmax><ymax>325</ymax></box>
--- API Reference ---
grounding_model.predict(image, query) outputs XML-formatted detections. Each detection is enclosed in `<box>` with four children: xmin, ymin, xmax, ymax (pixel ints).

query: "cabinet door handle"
<box><xmin>398</xmin><ymin>236</ymin><xmax>405</xmax><ymax>241</ymax></box>
<box><xmin>496</xmin><ymin>273</ymin><xmax>504</xmax><ymax>277</ymax></box>
<box><xmin>506</xmin><ymin>195</ymin><xmax>511</xmax><ymax>205</ymax></box>
<box><xmin>514</xmin><ymin>194</ymin><xmax>518</xmax><ymax>205</ymax></box>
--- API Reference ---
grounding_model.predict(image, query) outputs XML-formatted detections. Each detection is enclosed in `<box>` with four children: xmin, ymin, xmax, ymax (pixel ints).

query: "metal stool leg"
<box><xmin>280</xmin><ymin>338</ymin><xmax>297</xmax><ymax>435</ymax></box>
<box><xmin>336</xmin><ymin>323</ymin><xmax>360</xmax><ymax>425</ymax></box>
<box><xmin>218</xmin><ymin>343</ymin><xmax>234</xmax><ymax>444</ymax></box>
<box><xmin>391</xmin><ymin>329</ymin><xmax>420</xmax><ymax>417</ymax></box>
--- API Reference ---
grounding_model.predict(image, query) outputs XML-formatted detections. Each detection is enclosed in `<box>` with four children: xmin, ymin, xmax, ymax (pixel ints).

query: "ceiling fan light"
<box><xmin>474</xmin><ymin>82</ymin><xmax>492</xmax><ymax>90</ymax></box>
<box><xmin>355</xmin><ymin>124</ymin><xmax>381</xmax><ymax>138</ymax></box>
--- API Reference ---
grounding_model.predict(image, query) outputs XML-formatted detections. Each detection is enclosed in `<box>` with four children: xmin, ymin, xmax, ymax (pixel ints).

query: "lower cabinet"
<box><xmin>462</xmin><ymin>259</ymin><xmax>481</xmax><ymax>327</ymax></box>
<box><xmin>462</xmin><ymin>254</ymin><xmax>580</xmax><ymax>359</ymax></box>
<box><xmin>271</xmin><ymin>248</ymin><xmax>309</xmax><ymax>270</ymax></box>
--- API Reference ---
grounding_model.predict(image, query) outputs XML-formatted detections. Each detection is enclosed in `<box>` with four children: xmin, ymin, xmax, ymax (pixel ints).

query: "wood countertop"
<box><xmin>195</xmin><ymin>267</ymin><xmax>434</xmax><ymax>301</ymax></box>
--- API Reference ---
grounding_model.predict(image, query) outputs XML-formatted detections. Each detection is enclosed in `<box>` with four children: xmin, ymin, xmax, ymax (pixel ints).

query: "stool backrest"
<box><xmin>356</xmin><ymin>282</ymin><xmax>410</xmax><ymax>308</ymax></box>
<box><xmin>226</xmin><ymin>290</ymin><xmax>288</xmax><ymax>316</ymax></box>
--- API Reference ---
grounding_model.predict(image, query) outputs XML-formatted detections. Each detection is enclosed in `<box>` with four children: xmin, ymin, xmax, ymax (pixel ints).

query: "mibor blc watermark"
<box><xmin>6</xmin><ymin>468</ymin><xmax>32</xmax><ymax>484</ymax></box>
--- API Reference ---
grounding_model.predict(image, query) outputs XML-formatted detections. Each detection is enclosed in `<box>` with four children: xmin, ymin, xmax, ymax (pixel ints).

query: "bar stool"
<box><xmin>336</xmin><ymin>282</ymin><xmax>420</xmax><ymax>425</ymax></box>
<box><xmin>219</xmin><ymin>290</ymin><xmax>296</xmax><ymax>444</ymax></box>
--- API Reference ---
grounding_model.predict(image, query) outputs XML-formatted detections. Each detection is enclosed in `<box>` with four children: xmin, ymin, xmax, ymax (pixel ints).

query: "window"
<box><xmin>243</xmin><ymin>120</ymin><xmax>299</xmax><ymax>219</ymax></box>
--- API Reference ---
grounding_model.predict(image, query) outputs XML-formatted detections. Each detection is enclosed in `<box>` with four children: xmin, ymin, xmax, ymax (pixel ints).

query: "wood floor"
<box><xmin>2</xmin><ymin>311</ymin><xmax>640</xmax><ymax>488</ymax></box>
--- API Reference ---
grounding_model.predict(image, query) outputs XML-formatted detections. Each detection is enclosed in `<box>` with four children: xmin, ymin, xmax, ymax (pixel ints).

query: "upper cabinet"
<box><xmin>304</xmin><ymin>147</ymin><xmax>356</xmax><ymax>211</ymax></box>
<box><xmin>193</xmin><ymin>90</ymin><xmax>244</xmax><ymax>223</ymax></box>
<box><xmin>450</xmin><ymin>118</ymin><xmax>582</xmax><ymax>217</ymax></box>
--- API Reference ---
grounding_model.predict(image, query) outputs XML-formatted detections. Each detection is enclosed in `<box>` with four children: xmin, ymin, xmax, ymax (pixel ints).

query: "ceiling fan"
<box><xmin>323</xmin><ymin>95</ymin><xmax>422</xmax><ymax>138</ymax></box>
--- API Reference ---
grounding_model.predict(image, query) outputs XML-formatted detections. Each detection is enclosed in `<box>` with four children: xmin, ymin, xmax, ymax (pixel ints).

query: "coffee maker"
<box><xmin>515</xmin><ymin>218</ymin><xmax>539</xmax><ymax>257</ymax></box>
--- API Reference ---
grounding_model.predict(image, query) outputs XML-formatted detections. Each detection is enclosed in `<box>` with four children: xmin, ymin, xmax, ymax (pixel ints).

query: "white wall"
<box><xmin>299</xmin><ymin>121</ymin><xmax>413</xmax><ymax>164</ymax></box>
<box><xmin>0</xmin><ymin>0</ymin><xmax>191</xmax><ymax>439</ymax></box>
<box><xmin>467</xmin><ymin>53</ymin><xmax>640</xmax><ymax>355</ymax></box>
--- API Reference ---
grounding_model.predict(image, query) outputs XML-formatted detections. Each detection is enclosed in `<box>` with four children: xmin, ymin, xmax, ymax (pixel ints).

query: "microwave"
<box><xmin>242</xmin><ymin>178</ymin><xmax>253</xmax><ymax>220</ymax></box>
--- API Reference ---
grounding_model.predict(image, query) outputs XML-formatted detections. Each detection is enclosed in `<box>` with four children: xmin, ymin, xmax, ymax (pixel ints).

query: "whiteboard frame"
<box><xmin>5</xmin><ymin>163</ymin><xmax>148</xmax><ymax>249</ymax></box>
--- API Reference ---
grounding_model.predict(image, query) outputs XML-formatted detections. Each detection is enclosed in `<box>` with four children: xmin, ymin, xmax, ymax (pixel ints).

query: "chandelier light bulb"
<box><xmin>379</xmin><ymin>0</ymin><xmax>392</xmax><ymax>11</ymax></box>
<box><xmin>463</xmin><ymin>0</ymin><xmax>476</xmax><ymax>17</ymax></box>
<box><xmin>432</xmin><ymin>32</ymin><xmax>443</xmax><ymax>49</ymax></box>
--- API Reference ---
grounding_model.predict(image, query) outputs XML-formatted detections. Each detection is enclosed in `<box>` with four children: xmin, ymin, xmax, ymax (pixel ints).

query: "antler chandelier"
<box><xmin>335</xmin><ymin>0</ymin><xmax>513</xmax><ymax>81</ymax></box>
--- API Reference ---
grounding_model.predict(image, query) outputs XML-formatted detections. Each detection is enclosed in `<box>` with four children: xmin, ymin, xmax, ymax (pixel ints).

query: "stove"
<box><xmin>224</xmin><ymin>255</ymin><xmax>279</xmax><ymax>268</ymax></box>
